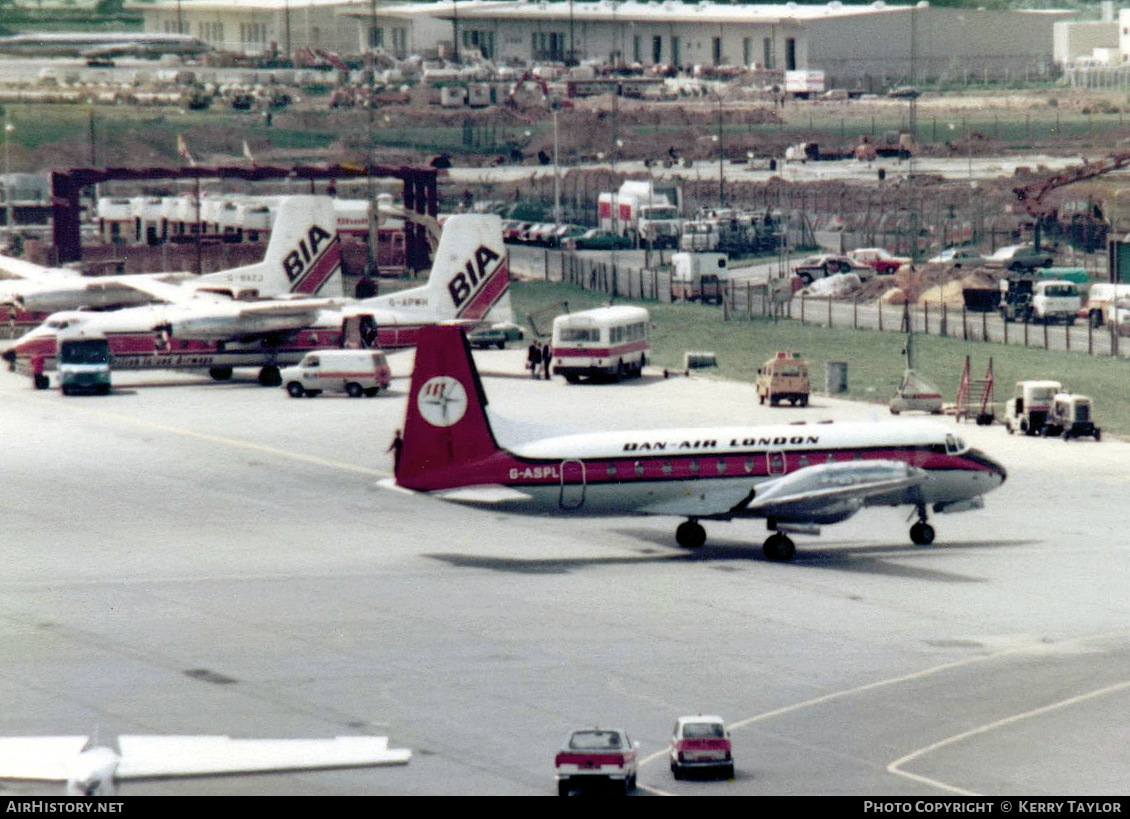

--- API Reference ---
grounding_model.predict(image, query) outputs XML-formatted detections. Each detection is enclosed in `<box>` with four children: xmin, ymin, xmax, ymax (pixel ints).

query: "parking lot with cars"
<box><xmin>4</xmin><ymin>345</ymin><xmax>1130</xmax><ymax>795</ymax></box>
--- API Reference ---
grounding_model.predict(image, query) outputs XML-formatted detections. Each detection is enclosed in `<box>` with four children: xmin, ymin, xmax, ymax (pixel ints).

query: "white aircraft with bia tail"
<box><xmin>0</xmin><ymin>734</ymin><xmax>409</xmax><ymax>796</ymax></box>
<box><xmin>3</xmin><ymin>210</ymin><xmax>511</xmax><ymax>388</ymax></box>
<box><xmin>1</xmin><ymin>193</ymin><xmax>343</xmax><ymax>352</ymax></box>
<box><xmin>390</xmin><ymin>326</ymin><xmax>1007</xmax><ymax>561</ymax></box>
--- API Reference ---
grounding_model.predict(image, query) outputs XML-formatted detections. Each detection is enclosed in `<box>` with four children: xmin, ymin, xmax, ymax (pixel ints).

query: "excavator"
<box><xmin>1013</xmin><ymin>150</ymin><xmax>1130</xmax><ymax>250</ymax></box>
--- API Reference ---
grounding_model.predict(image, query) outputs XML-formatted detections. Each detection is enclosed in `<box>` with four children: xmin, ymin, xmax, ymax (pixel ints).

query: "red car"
<box><xmin>847</xmin><ymin>247</ymin><xmax>910</xmax><ymax>275</ymax></box>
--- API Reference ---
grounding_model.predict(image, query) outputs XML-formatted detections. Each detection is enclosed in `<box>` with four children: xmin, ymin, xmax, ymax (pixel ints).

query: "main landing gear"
<box><xmin>257</xmin><ymin>365</ymin><xmax>282</xmax><ymax>387</ymax></box>
<box><xmin>674</xmin><ymin>519</ymin><xmax>799</xmax><ymax>562</ymax></box>
<box><xmin>675</xmin><ymin>519</ymin><xmax>706</xmax><ymax>550</ymax></box>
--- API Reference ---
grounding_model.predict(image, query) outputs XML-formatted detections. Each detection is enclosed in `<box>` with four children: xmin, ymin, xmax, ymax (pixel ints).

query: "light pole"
<box><xmin>552</xmin><ymin>105</ymin><xmax>561</xmax><ymax>225</ymax></box>
<box><xmin>4</xmin><ymin>113</ymin><xmax>12</xmax><ymax>242</ymax></box>
<box><xmin>714</xmin><ymin>90</ymin><xmax>724</xmax><ymax>207</ymax></box>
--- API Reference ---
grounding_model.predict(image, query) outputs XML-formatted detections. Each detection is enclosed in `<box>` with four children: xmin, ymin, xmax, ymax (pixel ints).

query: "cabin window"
<box><xmin>798</xmin><ymin>455</ymin><xmax>809</xmax><ymax>468</ymax></box>
<box><xmin>716</xmin><ymin>460</ymin><xmax>727</xmax><ymax>475</ymax></box>
<box><xmin>606</xmin><ymin>463</ymin><xmax>617</xmax><ymax>478</ymax></box>
<box><xmin>661</xmin><ymin>461</ymin><xmax>673</xmax><ymax>476</ymax></box>
<box><xmin>689</xmin><ymin>460</ymin><xmax>700</xmax><ymax>475</ymax></box>
<box><xmin>634</xmin><ymin>461</ymin><xmax>644</xmax><ymax>477</ymax></box>
<box><xmin>744</xmin><ymin>458</ymin><xmax>755</xmax><ymax>474</ymax></box>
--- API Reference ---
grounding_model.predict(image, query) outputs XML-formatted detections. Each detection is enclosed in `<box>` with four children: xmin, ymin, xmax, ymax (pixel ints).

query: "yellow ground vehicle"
<box><xmin>756</xmin><ymin>351</ymin><xmax>810</xmax><ymax>407</ymax></box>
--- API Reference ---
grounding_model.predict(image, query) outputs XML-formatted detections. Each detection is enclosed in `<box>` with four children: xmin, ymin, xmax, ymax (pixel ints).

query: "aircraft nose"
<box><xmin>971</xmin><ymin>448</ymin><xmax>1007</xmax><ymax>485</ymax></box>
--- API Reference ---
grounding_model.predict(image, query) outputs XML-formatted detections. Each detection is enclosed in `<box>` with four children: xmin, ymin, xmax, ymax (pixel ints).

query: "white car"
<box><xmin>927</xmin><ymin>247</ymin><xmax>984</xmax><ymax>269</ymax></box>
<box><xmin>669</xmin><ymin>715</ymin><xmax>734</xmax><ymax>780</ymax></box>
<box><xmin>554</xmin><ymin>727</ymin><xmax>638</xmax><ymax>795</ymax></box>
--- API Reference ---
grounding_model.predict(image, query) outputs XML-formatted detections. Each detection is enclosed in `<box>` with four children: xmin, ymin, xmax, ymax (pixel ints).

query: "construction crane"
<box><xmin>1013</xmin><ymin>150</ymin><xmax>1130</xmax><ymax>249</ymax></box>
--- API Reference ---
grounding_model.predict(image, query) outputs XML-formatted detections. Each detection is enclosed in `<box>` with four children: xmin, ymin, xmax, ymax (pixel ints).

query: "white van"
<box><xmin>281</xmin><ymin>349</ymin><xmax>391</xmax><ymax>398</ymax></box>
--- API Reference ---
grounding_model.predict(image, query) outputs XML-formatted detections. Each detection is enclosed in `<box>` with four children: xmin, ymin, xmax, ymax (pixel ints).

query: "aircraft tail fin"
<box><xmin>396</xmin><ymin>324</ymin><xmax>502</xmax><ymax>490</ymax></box>
<box><xmin>198</xmin><ymin>195</ymin><xmax>342</xmax><ymax>298</ymax></box>
<box><xmin>423</xmin><ymin>213</ymin><xmax>509</xmax><ymax>322</ymax></box>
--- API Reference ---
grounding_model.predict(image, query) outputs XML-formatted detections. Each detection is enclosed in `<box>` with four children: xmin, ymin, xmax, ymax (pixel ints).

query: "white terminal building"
<box><xmin>130</xmin><ymin>1</ymin><xmax>1078</xmax><ymax>89</ymax></box>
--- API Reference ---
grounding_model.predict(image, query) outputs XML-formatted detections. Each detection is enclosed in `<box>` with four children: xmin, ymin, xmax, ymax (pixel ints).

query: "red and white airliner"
<box><xmin>3</xmin><ymin>209</ymin><xmax>511</xmax><ymax>387</ymax></box>
<box><xmin>390</xmin><ymin>325</ymin><xmax>1007</xmax><ymax>561</ymax></box>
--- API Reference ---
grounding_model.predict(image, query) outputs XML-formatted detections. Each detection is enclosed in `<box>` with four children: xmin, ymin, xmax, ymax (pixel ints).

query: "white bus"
<box><xmin>550</xmin><ymin>305</ymin><xmax>650</xmax><ymax>383</ymax></box>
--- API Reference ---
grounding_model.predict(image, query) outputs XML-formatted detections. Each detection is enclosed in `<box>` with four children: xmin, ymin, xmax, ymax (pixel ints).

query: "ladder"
<box><xmin>954</xmin><ymin>356</ymin><xmax>995</xmax><ymax>425</ymax></box>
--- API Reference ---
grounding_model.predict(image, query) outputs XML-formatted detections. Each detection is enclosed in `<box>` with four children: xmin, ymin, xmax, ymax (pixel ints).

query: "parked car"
<box><xmin>792</xmin><ymin>254</ymin><xmax>874</xmax><ymax>284</ymax></box>
<box><xmin>567</xmin><ymin>229</ymin><xmax>634</xmax><ymax>251</ymax></box>
<box><xmin>468</xmin><ymin>321</ymin><xmax>525</xmax><ymax>349</ymax></box>
<box><xmin>847</xmin><ymin>247</ymin><xmax>909</xmax><ymax>275</ymax></box>
<box><xmin>982</xmin><ymin>244</ymin><xmax>1054</xmax><ymax>271</ymax></box>
<box><xmin>927</xmin><ymin>247</ymin><xmax>984</xmax><ymax>269</ymax></box>
<box><xmin>669</xmin><ymin>715</ymin><xmax>734</xmax><ymax>780</ymax></box>
<box><xmin>503</xmin><ymin>220</ymin><xmax>531</xmax><ymax>244</ymax></box>
<box><xmin>555</xmin><ymin>727</ymin><xmax>639</xmax><ymax>795</ymax></box>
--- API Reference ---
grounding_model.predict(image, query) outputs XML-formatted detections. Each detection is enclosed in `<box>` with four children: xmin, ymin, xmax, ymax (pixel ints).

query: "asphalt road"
<box><xmin>2</xmin><ymin>350</ymin><xmax>1129</xmax><ymax>795</ymax></box>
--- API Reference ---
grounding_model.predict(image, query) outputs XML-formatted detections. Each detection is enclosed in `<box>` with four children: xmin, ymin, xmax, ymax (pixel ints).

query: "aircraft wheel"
<box><xmin>763</xmin><ymin>533</ymin><xmax>796</xmax><ymax>562</ymax></box>
<box><xmin>910</xmin><ymin>521</ymin><xmax>936</xmax><ymax>546</ymax></box>
<box><xmin>258</xmin><ymin>365</ymin><xmax>281</xmax><ymax>387</ymax></box>
<box><xmin>286</xmin><ymin>381</ymin><xmax>305</xmax><ymax>398</ymax></box>
<box><xmin>33</xmin><ymin>373</ymin><xmax>49</xmax><ymax>390</ymax></box>
<box><xmin>557</xmin><ymin>780</ymin><xmax>570</xmax><ymax>797</ymax></box>
<box><xmin>675</xmin><ymin>520</ymin><xmax>706</xmax><ymax>549</ymax></box>
<box><xmin>209</xmin><ymin>366</ymin><xmax>233</xmax><ymax>381</ymax></box>
<box><xmin>364</xmin><ymin>387</ymin><xmax>380</xmax><ymax>397</ymax></box>
<box><xmin>346</xmin><ymin>382</ymin><xmax>363</xmax><ymax>398</ymax></box>
<box><xmin>671</xmin><ymin>762</ymin><xmax>683</xmax><ymax>780</ymax></box>
<box><xmin>1095</xmin><ymin>429</ymin><xmax>1102</xmax><ymax>442</ymax></box>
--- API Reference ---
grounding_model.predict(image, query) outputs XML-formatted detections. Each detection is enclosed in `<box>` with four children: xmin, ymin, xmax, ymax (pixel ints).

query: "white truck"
<box><xmin>999</xmin><ymin>278</ymin><xmax>1082</xmax><ymax>324</ymax></box>
<box><xmin>1004</xmin><ymin>380</ymin><xmax>1062</xmax><ymax>436</ymax></box>
<box><xmin>670</xmin><ymin>252</ymin><xmax>728</xmax><ymax>304</ymax></box>
<box><xmin>1029</xmin><ymin>280</ymin><xmax>1082</xmax><ymax>324</ymax></box>
<box><xmin>598</xmin><ymin>180</ymin><xmax>682</xmax><ymax>249</ymax></box>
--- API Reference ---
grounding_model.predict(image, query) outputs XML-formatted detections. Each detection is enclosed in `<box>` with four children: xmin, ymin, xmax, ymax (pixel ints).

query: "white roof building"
<box><xmin>127</xmin><ymin>0</ymin><xmax>367</xmax><ymax>56</ymax></box>
<box><xmin>128</xmin><ymin>1</ymin><xmax>1075</xmax><ymax>90</ymax></box>
<box><xmin>433</xmin><ymin>1</ymin><xmax>1072</xmax><ymax>90</ymax></box>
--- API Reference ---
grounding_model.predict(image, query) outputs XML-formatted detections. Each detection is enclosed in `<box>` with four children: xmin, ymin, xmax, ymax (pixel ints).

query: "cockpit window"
<box><xmin>944</xmin><ymin>434</ymin><xmax>967</xmax><ymax>455</ymax></box>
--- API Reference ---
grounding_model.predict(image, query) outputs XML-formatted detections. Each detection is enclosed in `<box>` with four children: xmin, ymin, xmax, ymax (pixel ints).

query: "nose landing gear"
<box><xmin>910</xmin><ymin>505</ymin><xmax>935</xmax><ymax>546</ymax></box>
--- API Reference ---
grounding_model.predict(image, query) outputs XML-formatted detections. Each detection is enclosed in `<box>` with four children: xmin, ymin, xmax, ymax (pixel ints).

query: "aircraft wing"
<box><xmin>101</xmin><ymin>275</ymin><xmax>216</xmax><ymax>305</ymax></box>
<box><xmin>638</xmin><ymin>460</ymin><xmax>924</xmax><ymax>520</ymax></box>
<box><xmin>0</xmin><ymin>254</ymin><xmax>72</xmax><ymax>282</ymax></box>
<box><xmin>114</xmin><ymin>735</ymin><xmax>410</xmax><ymax>779</ymax></box>
<box><xmin>233</xmin><ymin>297</ymin><xmax>343</xmax><ymax>317</ymax></box>
<box><xmin>0</xmin><ymin>736</ymin><xmax>90</xmax><ymax>781</ymax></box>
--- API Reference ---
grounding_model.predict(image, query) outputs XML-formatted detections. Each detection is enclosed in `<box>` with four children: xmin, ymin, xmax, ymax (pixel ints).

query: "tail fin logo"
<box><xmin>283</xmin><ymin>225</ymin><xmax>335</xmax><ymax>283</ymax></box>
<box><xmin>416</xmin><ymin>375</ymin><xmax>467</xmax><ymax>427</ymax></box>
<box><xmin>448</xmin><ymin>245</ymin><xmax>503</xmax><ymax>314</ymax></box>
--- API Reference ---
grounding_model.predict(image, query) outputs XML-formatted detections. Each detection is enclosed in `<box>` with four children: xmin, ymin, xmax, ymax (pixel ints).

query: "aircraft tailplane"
<box><xmin>198</xmin><ymin>195</ymin><xmax>342</xmax><ymax>298</ymax></box>
<box><xmin>396</xmin><ymin>325</ymin><xmax>502</xmax><ymax>490</ymax></box>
